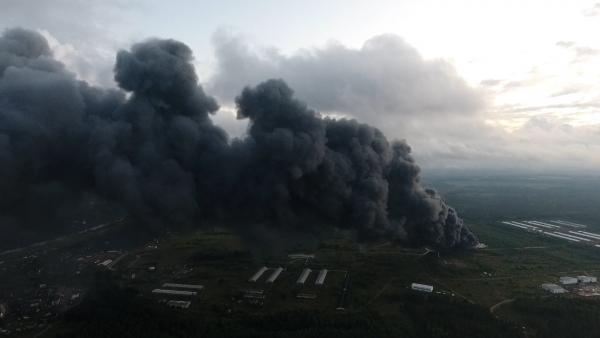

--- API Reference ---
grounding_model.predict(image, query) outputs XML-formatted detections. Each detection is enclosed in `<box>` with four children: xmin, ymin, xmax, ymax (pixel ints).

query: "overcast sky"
<box><xmin>2</xmin><ymin>0</ymin><xmax>600</xmax><ymax>173</ymax></box>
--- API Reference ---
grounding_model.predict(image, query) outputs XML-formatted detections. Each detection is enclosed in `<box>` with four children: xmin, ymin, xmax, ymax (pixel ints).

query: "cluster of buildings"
<box><xmin>244</xmin><ymin>259</ymin><xmax>337</xmax><ymax>305</ymax></box>
<box><xmin>247</xmin><ymin>266</ymin><xmax>330</xmax><ymax>287</ymax></box>
<box><xmin>541</xmin><ymin>275</ymin><xmax>598</xmax><ymax>294</ymax></box>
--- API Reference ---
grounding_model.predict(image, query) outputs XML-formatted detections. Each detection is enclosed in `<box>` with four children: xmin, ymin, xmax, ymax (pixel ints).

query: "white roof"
<box><xmin>152</xmin><ymin>289</ymin><xmax>197</xmax><ymax>296</ymax></box>
<box><xmin>162</xmin><ymin>283</ymin><xmax>204</xmax><ymax>290</ymax></box>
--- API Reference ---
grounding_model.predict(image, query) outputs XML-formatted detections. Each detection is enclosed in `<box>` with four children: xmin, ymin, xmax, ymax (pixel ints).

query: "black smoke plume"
<box><xmin>0</xmin><ymin>28</ymin><xmax>477</xmax><ymax>249</ymax></box>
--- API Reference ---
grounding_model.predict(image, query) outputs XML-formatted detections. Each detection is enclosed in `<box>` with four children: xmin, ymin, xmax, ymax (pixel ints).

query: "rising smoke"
<box><xmin>0</xmin><ymin>28</ymin><xmax>477</xmax><ymax>249</ymax></box>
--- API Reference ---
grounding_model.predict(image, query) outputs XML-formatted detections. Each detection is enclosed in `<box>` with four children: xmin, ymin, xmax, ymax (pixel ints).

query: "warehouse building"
<box><xmin>166</xmin><ymin>300</ymin><xmax>191</xmax><ymax>309</ymax></box>
<box><xmin>297</xmin><ymin>268</ymin><xmax>312</xmax><ymax>285</ymax></box>
<box><xmin>542</xmin><ymin>283</ymin><xmax>567</xmax><ymax>294</ymax></box>
<box><xmin>315</xmin><ymin>269</ymin><xmax>328</xmax><ymax>286</ymax></box>
<box><xmin>152</xmin><ymin>289</ymin><xmax>197</xmax><ymax>296</ymax></box>
<box><xmin>249</xmin><ymin>266</ymin><xmax>269</xmax><ymax>283</ymax></box>
<box><xmin>266</xmin><ymin>267</ymin><xmax>284</xmax><ymax>283</ymax></box>
<box><xmin>559</xmin><ymin>276</ymin><xmax>578</xmax><ymax>285</ymax></box>
<box><xmin>411</xmin><ymin>283</ymin><xmax>433</xmax><ymax>293</ymax></box>
<box><xmin>577</xmin><ymin>276</ymin><xmax>597</xmax><ymax>283</ymax></box>
<box><xmin>162</xmin><ymin>283</ymin><xmax>204</xmax><ymax>290</ymax></box>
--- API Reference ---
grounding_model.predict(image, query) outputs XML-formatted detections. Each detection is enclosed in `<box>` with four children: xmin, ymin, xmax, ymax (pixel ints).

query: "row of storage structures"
<box><xmin>248</xmin><ymin>266</ymin><xmax>285</xmax><ymax>284</ymax></box>
<box><xmin>248</xmin><ymin>266</ymin><xmax>329</xmax><ymax>286</ymax></box>
<box><xmin>501</xmin><ymin>220</ymin><xmax>589</xmax><ymax>230</ymax></box>
<box><xmin>500</xmin><ymin>220</ymin><xmax>600</xmax><ymax>244</ymax></box>
<box><xmin>559</xmin><ymin>276</ymin><xmax>597</xmax><ymax>285</ymax></box>
<box><xmin>542</xmin><ymin>276</ymin><xmax>598</xmax><ymax>294</ymax></box>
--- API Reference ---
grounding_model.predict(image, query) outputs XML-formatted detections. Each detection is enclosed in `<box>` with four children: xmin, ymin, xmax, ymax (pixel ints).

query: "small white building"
<box><xmin>162</xmin><ymin>283</ymin><xmax>204</xmax><ymax>290</ymax></box>
<box><xmin>315</xmin><ymin>269</ymin><xmax>328</xmax><ymax>286</ymax></box>
<box><xmin>99</xmin><ymin>259</ymin><xmax>112</xmax><ymax>267</ymax></box>
<box><xmin>542</xmin><ymin>283</ymin><xmax>567</xmax><ymax>294</ymax></box>
<box><xmin>296</xmin><ymin>268</ymin><xmax>312</xmax><ymax>285</ymax></box>
<box><xmin>266</xmin><ymin>267</ymin><xmax>284</xmax><ymax>283</ymax></box>
<box><xmin>411</xmin><ymin>283</ymin><xmax>433</xmax><ymax>293</ymax></box>
<box><xmin>577</xmin><ymin>276</ymin><xmax>597</xmax><ymax>283</ymax></box>
<box><xmin>559</xmin><ymin>276</ymin><xmax>578</xmax><ymax>285</ymax></box>
<box><xmin>288</xmin><ymin>254</ymin><xmax>315</xmax><ymax>260</ymax></box>
<box><xmin>152</xmin><ymin>289</ymin><xmax>197</xmax><ymax>296</ymax></box>
<box><xmin>249</xmin><ymin>266</ymin><xmax>268</xmax><ymax>283</ymax></box>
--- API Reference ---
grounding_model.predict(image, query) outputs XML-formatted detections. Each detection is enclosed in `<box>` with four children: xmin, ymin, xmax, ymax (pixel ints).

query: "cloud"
<box><xmin>556</xmin><ymin>40</ymin><xmax>576</xmax><ymax>48</ymax></box>
<box><xmin>480</xmin><ymin>79</ymin><xmax>502</xmax><ymax>87</ymax></box>
<box><xmin>206</xmin><ymin>31</ymin><xmax>600</xmax><ymax>173</ymax></box>
<box><xmin>208</xmin><ymin>30</ymin><xmax>485</xmax><ymax>126</ymax></box>
<box><xmin>555</xmin><ymin>40</ymin><xmax>600</xmax><ymax>63</ymax></box>
<box><xmin>550</xmin><ymin>84</ymin><xmax>589</xmax><ymax>98</ymax></box>
<box><xmin>583</xmin><ymin>3</ymin><xmax>600</xmax><ymax>17</ymax></box>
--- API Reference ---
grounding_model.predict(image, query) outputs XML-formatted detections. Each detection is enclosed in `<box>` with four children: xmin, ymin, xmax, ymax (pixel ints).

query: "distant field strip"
<box><xmin>551</xmin><ymin>232</ymin><xmax>591</xmax><ymax>242</ymax></box>
<box><xmin>501</xmin><ymin>221</ymin><xmax>538</xmax><ymax>231</ymax></box>
<box><xmin>550</xmin><ymin>220</ymin><xmax>587</xmax><ymax>228</ymax></box>
<box><xmin>543</xmin><ymin>232</ymin><xmax>580</xmax><ymax>242</ymax></box>
<box><xmin>570</xmin><ymin>231</ymin><xmax>600</xmax><ymax>240</ymax></box>
<box><xmin>524</xmin><ymin>221</ymin><xmax>560</xmax><ymax>229</ymax></box>
<box><xmin>498</xmin><ymin>219</ymin><xmax>600</xmax><ymax>245</ymax></box>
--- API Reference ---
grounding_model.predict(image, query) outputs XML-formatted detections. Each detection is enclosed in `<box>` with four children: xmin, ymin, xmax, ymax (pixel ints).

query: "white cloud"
<box><xmin>206</xmin><ymin>32</ymin><xmax>600</xmax><ymax>173</ymax></box>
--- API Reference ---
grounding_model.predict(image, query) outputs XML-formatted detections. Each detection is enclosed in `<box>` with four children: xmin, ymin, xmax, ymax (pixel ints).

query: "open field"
<box><xmin>2</xmin><ymin>173</ymin><xmax>600</xmax><ymax>337</ymax></box>
<box><xmin>31</xmin><ymin>218</ymin><xmax>600</xmax><ymax>337</ymax></box>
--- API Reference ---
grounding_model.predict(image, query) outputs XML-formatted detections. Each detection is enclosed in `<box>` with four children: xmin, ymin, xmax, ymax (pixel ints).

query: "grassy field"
<box><xmin>40</xmin><ymin>173</ymin><xmax>600</xmax><ymax>337</ymax></box>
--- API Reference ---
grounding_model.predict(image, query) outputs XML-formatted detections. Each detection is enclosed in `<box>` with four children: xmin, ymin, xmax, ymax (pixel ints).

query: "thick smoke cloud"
<box><xmin>0</xmin><ymin>28</ymin><xmax>477</xmax><ymax>249</ymax></box>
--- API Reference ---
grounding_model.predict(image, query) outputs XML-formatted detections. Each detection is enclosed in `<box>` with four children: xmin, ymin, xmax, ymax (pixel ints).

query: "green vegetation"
<box><xmin>42</xmin><ymin>174</ymin><xmax>600</xmax><ymax>337</ymax></box>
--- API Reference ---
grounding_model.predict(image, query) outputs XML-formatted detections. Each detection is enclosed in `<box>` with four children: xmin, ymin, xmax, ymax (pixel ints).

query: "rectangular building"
<box><xmin>166</xmin><ymin>300</ymin><xmax>191</xmax><ymax>309</ymax></box>
<box><xmin>297</xmin><ymin>268</ymin><xmax>312</xmax><ymax>285</ymax></box>
<box><xmin>542</xmin><ymin>283</ymin><xmax>567</xmax><ymax>294</ymax></box>
<box><xmin>152</xmin><ymin>289</ymin><xmax>197</xmax><ymax>296</ymax></box>
<box><xmin>315</xmin><ymin>269</ymin><xmax>328</xmax><ymax>286</ymax></box>
<box><xmin>249</xmin><ymin>266</ymin><xmax>269</xmax><ymax>283</ymax></box>
<box><xmin>266</xmin><ymin>267</ymin><xmax>284</xmax><ymax>283</ymax></box>
<box><xmin>577</xmin><ymin>276</ymin><xmax>597</xmax><ymax>283</ymax></box>
<box><xmin>559</xmin><ymin>276</ymin><xmax>578</xmax><ymax>285</ymax></box>
<box><xmin>411</xmin><ymin>283</ymin><xmax>433</xmax><ymax>293</ymax></box>
<box><xmin>162</xmin><ymin>283</ymin><xmax>204</xmax><ymax>290</ymax></box>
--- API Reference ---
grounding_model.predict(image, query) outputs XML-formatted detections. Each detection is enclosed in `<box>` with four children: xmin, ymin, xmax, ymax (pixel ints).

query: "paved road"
<box><xmin>490</xmin><ymin>298</ymin><xmax>515</xmax><ymax>315</ymax></box>
<box><xmin>0</xmin><ymin>218</ymin><xmax>124</xmax><ymax>257</ymax></box>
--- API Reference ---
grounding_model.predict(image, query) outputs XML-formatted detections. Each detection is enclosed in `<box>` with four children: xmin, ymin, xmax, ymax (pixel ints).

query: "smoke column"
<box><xmin>0</xmin><ymin>28</ymin><xmax>477</xmax><ymax>249</ymax></box>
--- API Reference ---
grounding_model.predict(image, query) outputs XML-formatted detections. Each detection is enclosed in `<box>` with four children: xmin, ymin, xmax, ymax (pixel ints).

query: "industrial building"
<box><xmin>559</xmin><ymin>276</ymin><xmax>578</xmax><ymax>285</ymax></box>
<box><xmin>166</xmin><ymin>300</ymin><xmax>191</xmax><ymax>309</ymax></box>
<box><xmin>542</xmin><ymin>283</ymin><xmax>567</xmax><ymax>294</ymax></box>
<box><xmin>411</xmin><ymin>283</ymin><xmax>433</xmax><ymax>293</ymax></box>
<box><xmin>297</xmin><ymin>268</ymin><xmax>312</xmax><ymax>285</ymax></box>
<box><xmin>162</xmin><ymin>283</ymin><xmax>204</xmax><ymax>290</ymax></box>
<box><xmin>315</xmin><ymin>269</ymin><xmax>328</xmax><ymax>286</ymax></box>
<box><xmin>297</xmin><ymin>292</ymin><xmax>317</xmax><ymax>299</ymax></box>
<box><xmin>577</xmin><ymin>276</ymin><xmax>597</xmax><ymax>283</ymax></box>
<box><xmin>266</xmin><ymin>267</ymin><xmax>284</xmax><ymax>283</ymax></box>
<box><xmin>243</xmin><ymin>290</ymin><xmax>265</xmax><ymax>305</ymax></box>
<box><xmin>151</xmin><ymin>289</ymin><xmax>197</xmax><ymax>296</ymax></box>
<box><xmin>99</xmin><ymin>259</ymin><xmax>112</xmax><ymax>267</ymax></box>
<box><xmin>249</xmin><ymin>266</ymin><xmax>269</xmax><ymax>283</ymax></box>
<box><xmin>288</xmin><ymin>254</ymin><xmax>315</xmax><ymax>260</ymax></box>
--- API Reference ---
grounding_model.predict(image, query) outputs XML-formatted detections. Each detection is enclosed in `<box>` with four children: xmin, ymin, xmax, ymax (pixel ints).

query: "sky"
<box><xmin>2</xmin><ymin>0</ymin><xmax>600</xmax><ymax>173</ymax></box>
